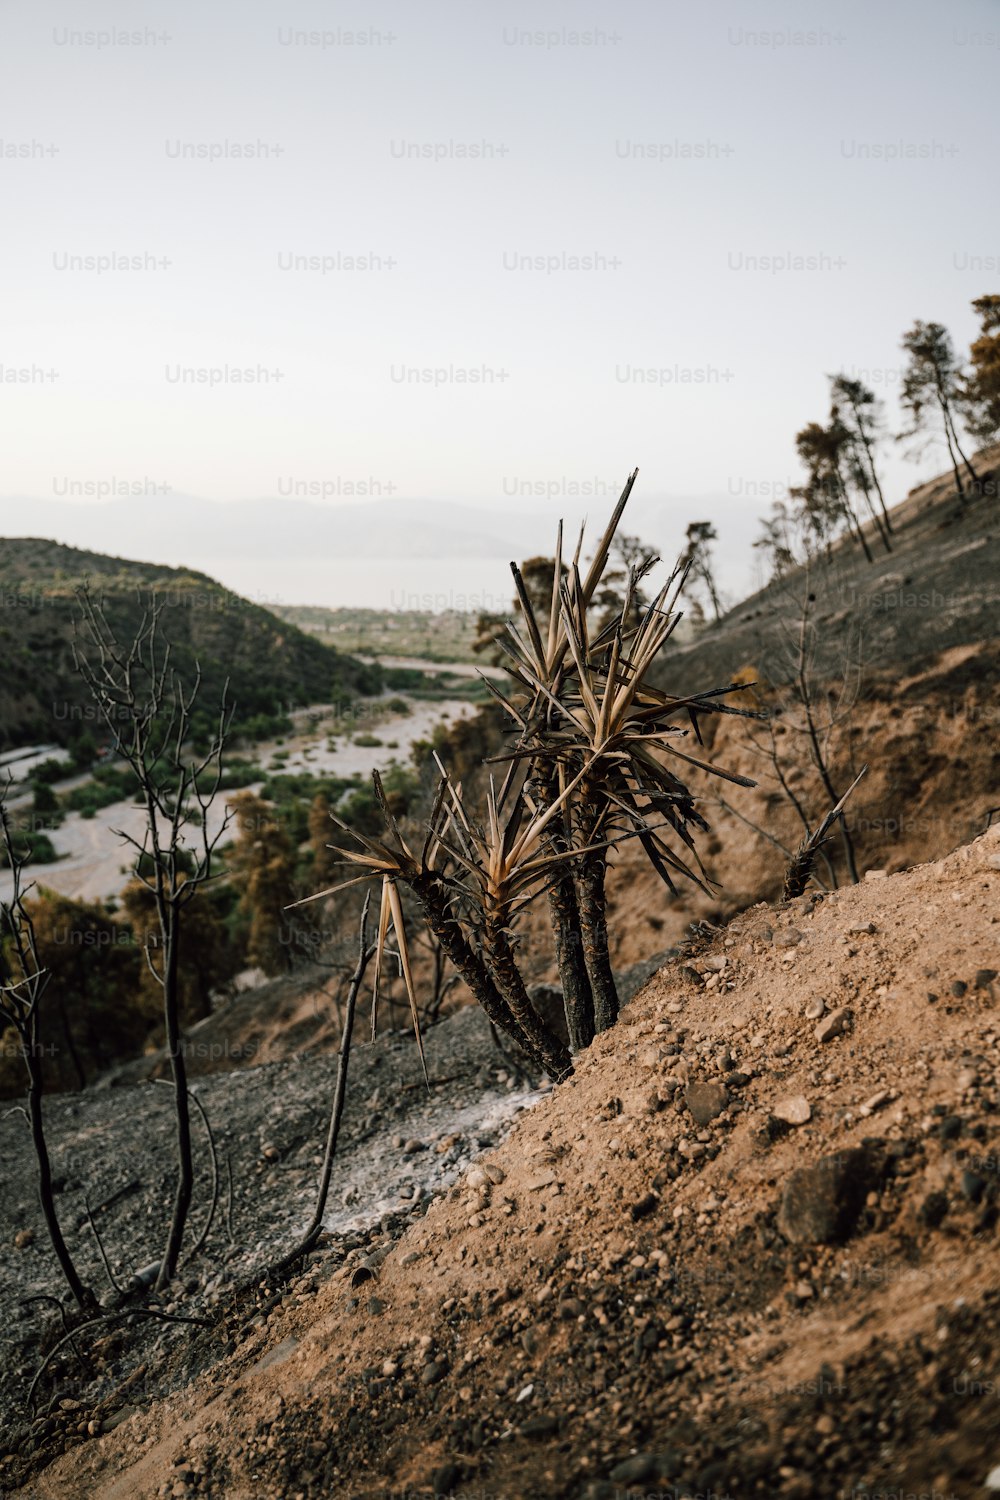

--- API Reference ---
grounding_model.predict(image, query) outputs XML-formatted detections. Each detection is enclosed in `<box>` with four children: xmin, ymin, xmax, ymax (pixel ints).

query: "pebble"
<box><xmin>986</xmin><ymin>1466</ymin><xmax>1000</xmax><ymax>1491</ymax></box>
<box><xmin>848</xmin><ymin>922</ymin><xmax>877</xmax><ymax>936</ymax></box>
<box><xmin>684</xmin><ymin>1082</ymin><xmax>730</xmax><ymax>1126</ymax></box>
<box><xmin>774</xmin><ymin>929</ymin><xmax>804</xmax><ymax>948</ymax></box>
<box><xmin>804</xmin><ymin>997</ymin><xmax>826</xmax><ymax>1020</ymax></box>
<box><xmin>13</xmin><ymin>1229</ymin><xmax>34</xmax><ymax>1250</ymax></box>
<box><xmin>859</xmin><ymin>1089</ymin><xmax>890</xmax><ymax>1117</ymax></box>
<box><xmin>526</xmin><ymin>1170</ymin><xmax>558</xmax><ymax>1191</ymax></box>
<box><xmin>773</xmin><ymin>1096</ymin><xmax>812</xmax><ymax>1126</ymax></box>
<box><xmin>777</xmin><ymin>1147</ymin><xmax>877</xmax><ymax>1245</ymax></box>
<box><xmin>815</xmin><ymin>1008</ymin><xmax>853</xmax><ymax>1044</ymax></box>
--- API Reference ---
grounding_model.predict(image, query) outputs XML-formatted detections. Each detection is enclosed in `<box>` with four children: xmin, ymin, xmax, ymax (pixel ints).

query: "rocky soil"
<box><xmin>4</xmin><ymin>822</ymin><xmax>999</xmax><ymax>1499</ymax></box>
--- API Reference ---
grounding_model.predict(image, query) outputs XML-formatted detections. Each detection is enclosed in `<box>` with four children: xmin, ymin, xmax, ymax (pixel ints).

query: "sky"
<box><xmin>1</xmin><ymin>0</ymin><xmax>997</xmax><ymax>608</ymax></box>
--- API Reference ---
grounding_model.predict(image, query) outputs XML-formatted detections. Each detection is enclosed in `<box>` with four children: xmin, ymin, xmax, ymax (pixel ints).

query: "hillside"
<box><xmin>8</xmin><ymin>823</ymin><xmax>1000</xmax><ymax>1498</ymax></box>
<box><xmin>666</xmin><ymin>440</ymin><xmax>1000</xmax><ymax>694</ymax></box>
<box><xmin>0</xmin><ymin>539</ymin><xmax>382</xmax><ymax>751</ymax></box>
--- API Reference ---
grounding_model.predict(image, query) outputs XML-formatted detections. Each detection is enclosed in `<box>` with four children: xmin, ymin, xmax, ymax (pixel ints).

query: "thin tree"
<box><xmin>958</xmin><ymin>295</ymin><xmax>1000</xmax><ymax>449</ymax></box>
<box><xmin>900</xmin><ymin>319</ymin><xmax>980</xmax><ymax>502</ymax></box>
<box><xmin>830</xmin><ymin>373</ymin><xmax>894</xmax><ymax>536</ymax></box>
<box><xmin>73</xmin><ymin>587</ymin><xmax>234</xmax><ymax>1292</ymax></box>
<box><xmin>680</xmin><ymin>522</ymin><xmax>723</xmax><ymax>620</ymax></box>
<box><xmin>0</xmin><ymin>790</ymin><xmax>95</xmax><ymax>1309</ymax></box>
<box><xmin>795</xmin><ymin>421</ymin><xmax>874</xmax><ymax>563</ymax></box>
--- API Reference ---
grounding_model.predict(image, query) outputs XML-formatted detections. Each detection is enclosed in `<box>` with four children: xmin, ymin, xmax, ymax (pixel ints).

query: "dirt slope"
<box><xmin>19</xmin><ymin>821</ymin><xmax>1000</xmax><ymax>1499</ymax></box>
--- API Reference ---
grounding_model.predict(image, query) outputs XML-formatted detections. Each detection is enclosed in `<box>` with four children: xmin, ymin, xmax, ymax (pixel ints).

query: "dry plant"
<box><xmin>73</xmin><ymin>586</ymin><xmax>234</xmax><ymax>1291</ymax></box>
<box><xmin>1</xmin><ymin>789</ymin><xmax>95</xmax><ymax>1310</ymax></box>
<box><xmin>303</xmin><ymin>471</ymin><xmax>763</xmax><ymax>1076</ymax></box>
<box><xmin>724</xmin><ymin>580</ymin><xmax>866</xmax><ymax>891</ymax></box>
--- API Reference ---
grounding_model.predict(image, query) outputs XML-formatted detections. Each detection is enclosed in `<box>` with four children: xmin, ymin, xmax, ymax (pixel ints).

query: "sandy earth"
<box><xmin>9</xmin><ymin>822</ymin><xmax>1000</xmax><ymax>1499</ymax></box>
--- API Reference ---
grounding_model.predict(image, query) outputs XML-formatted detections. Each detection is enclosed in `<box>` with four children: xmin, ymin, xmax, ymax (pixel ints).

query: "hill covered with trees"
<box><xmin>0</xmin><ymin>539</ymin><xmax>382</xmax><ymax>752</ymax></box>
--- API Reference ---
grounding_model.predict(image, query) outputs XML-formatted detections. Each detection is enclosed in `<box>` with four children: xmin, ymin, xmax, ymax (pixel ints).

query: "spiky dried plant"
<box><xmin>300</xmin><ymin>468</ymin><xmax>765</xmax><ymax>1080</ymax></box>
<box><xmin>486</xmin><ymin>486</ymin><xmax>764</xmax><ymax>1041</ymax></box>
<box><xmin>292</xmin><ymin>770</ymin><xmax>573</xmax><ymax>1078</ymax></box>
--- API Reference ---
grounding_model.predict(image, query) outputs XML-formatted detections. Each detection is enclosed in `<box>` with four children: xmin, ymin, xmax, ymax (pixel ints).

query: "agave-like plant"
<box><xmin>292</xmin><ymin>770</ymin><xmax>574</xmax><ymax>1078</ymax></box>
<box><xmin>428</xmin><ymin>753</ymin><xmax>625</xmax><ymax>1081</ymax></box>
<box><xmin>484</xmin><ymin>486</ymin><xmax>765</xmax><ymax>1039</ymax></box>
<box><xmin>300</xmin><ymin>467</ymin><xmax>765</xmax><ymax>1080</ymax></box>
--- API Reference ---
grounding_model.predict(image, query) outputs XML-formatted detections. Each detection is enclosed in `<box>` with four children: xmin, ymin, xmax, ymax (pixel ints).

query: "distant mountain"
<box><xmin>0</xmin><ymin>489</ymin><xmax>763</xmax><ymax>564</ymax></box>
<box><xmin>0</xmin><ymin>494</ymin><xmax>539</xmax><ymax>564</ymax></box>
<box><xmin>0</xmin><ymin>539</ymin><xmax>380</xmax><ymax>752</ymax></box>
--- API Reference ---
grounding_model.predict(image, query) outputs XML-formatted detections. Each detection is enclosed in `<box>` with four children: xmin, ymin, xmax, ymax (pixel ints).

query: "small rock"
<box><xmin>520</xmin><ymin>1416</ymin><xmax>559</xmax><ymax>1438</ymax></box>
<box><xmin>777</xmin><ymin>1147</ymin><xmax>878</xmax><ymax>1245</ymax></box>
<box><xmin>960</xmin><ymin>1171</ymin><xmax>986</xmax><ymax>1204</ymax></box>
<box><xmin>403</xmin><ymin>1139</ymin><xmax>426</xmax><ymax>1155</ymax></box>
<box><xmin>774</xmin><ymin>928</ymin><xmax>804</xmax><ymax>948</ymax></box>
<box><xmin>773</xmin><ymin>1095</ymin><xmax>812</xmax><ymax>1126</ymax></box>
<box><xmin>864</xmin><ymin>869</ymin><xmax>887</xmax><ymax>880</ymax></box>
<box><xmin>431</xmin><ymin>1462</ymin><xmax>462</xmax><ymax>1495</ymax></box>
<box><xmin>918</xmin><ymin>1191</ymin><xmax>949</xmax><ymax>1228</ymax></box>
<box><xmin>525</xmin><ymin>1170</ymin><xmax>557</xmax><ymax>1192</ymax></box>
<box><xmin>975</xmin><ymin>969</ymin><xmax>998</xmax><ymax>989</ymax></box>
<box><xmin>950</xmin><ymin>980</ymin><xmax>968</xmax><ymax>998</ymax></box>
<box><xmin>466</xmin><ymin>1168</ymin><xmax>488</xmax><ymax>1190</ymax></box>
<box><xmin>609</xmin><ymin>1454</ymin><xmax>658</xmax><ymax>1484</ymax></box>
<box><xmin>684</xmin><ymin>1082</ymin><xmax>730</xmax><ymax>1126</ymax></box>
<box><xmin>804</xmin><ymin>997</ymin><xmax>826</xmax><ymax>1020</ymax></box>
<box><xmin>484</xmin><ymin>1163</ymin><xmax>506</xmax><ymax>1184</ymax></box>
<box><xmin>815</xmin><ymin>1007</ymin><xmax>853</xmax><ymax>1044</ymax></box>
<box><xmin>985</xmin><ymin>1463</ymin><xmax>1000</xmax><ymax>1490</ymax></box>
<box><xmin>420</xmin><ymin>1359</ymin><xmax>448</xmax><ymax>1386</ymax></box>
<box><xmin>515</xmin><ymin>1382</ymin><xmax>534</xmax><ymax>1403</ymax></box>
<box><xmin>848</xmin><ymin>922</ymin><xmax>877</xmax><ymax>935</ymax></box>
<box><xmin>14</xmin><ymin>1228</ymin><xmax>35</xmax><ymax>1250</ymax></box>
<box><xmin>630</xmin><ymin>1191</ymin><xmax>659</xmax><ymax>1221</ymax></box>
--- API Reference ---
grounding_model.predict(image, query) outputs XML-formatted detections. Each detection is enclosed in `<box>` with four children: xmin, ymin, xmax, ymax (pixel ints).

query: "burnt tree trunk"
<box><xmin>24</xmin><ymin>1029</ymin><xmax>94</xmax><ymax>1309</ymax></box>
<box><xmin>410</xmin><ymin>874</ymin><xmax>558</xmax><ymax>1076</ymax></box>
<box><xmin>575</xmin><ymin>852</ymin><xmax>619</xmax><ymax>1033</ymax></box>
<box><xmin>529</xmin><ymin>765</ymin><xmax>594</xmax><ymax>1052</ymax></box>
<box><xmin>482</xmin><ymin>912</ymin><xmax>572</xmax><ymax>1082</ymax></box>
<box><xmin>156</xmin><ymin>914</ymin><xmax>194</xmax><ymax>1290</ymax></box>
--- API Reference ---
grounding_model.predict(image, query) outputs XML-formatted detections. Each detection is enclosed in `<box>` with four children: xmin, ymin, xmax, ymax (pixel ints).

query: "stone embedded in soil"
<box><xmin>609</xmin><ymin>1453</ymin><xmax>659</xmax><ymax>1484</ymax></box>
<box><xmin>773</xmin><ymin>1095</ymin><xmax>812</xmax><ymax>1126</ymax></box>
<box><xmin>684</xmin><ymin>1082</ymin><xmax>730</xmax><ymax>1126</ymax></box>
<box><xmin>815</xmin><ymin>1007</ymin><xmax>853</xmax><ymax>1043</ymax></box>
<box><xmin>777</xmin><ymin>1146</ymin><xmax>878</xmax><ymax>1245</ymax></box>
<box><xmin>804</xmin><ymin>997</ymin><xmax>826</xmax><ymax>1020</ymax></box>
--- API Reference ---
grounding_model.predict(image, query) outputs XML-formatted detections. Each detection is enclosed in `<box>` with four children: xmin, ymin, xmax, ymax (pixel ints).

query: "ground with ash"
<box><xmin>3</xmin><ymin>823</ymin><xmax>999</xmax><ymax>1498</ymax></box>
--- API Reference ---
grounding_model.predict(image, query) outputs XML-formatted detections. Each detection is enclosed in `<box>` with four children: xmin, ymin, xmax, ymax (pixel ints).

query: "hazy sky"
<box><xmin>2</xmin><ymin>0</ymin><xmax>997</xmax><ymax>603</ymax></box>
